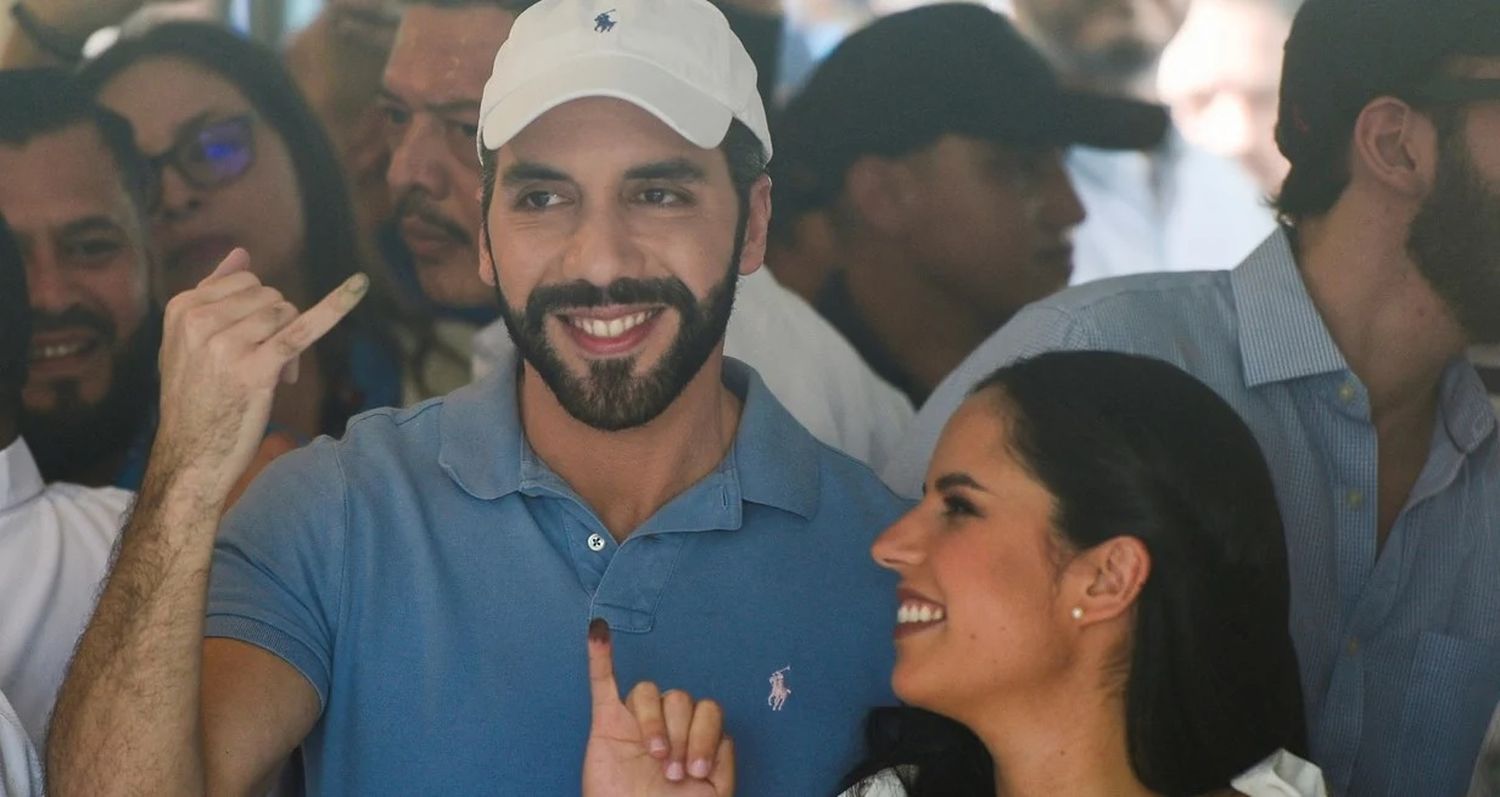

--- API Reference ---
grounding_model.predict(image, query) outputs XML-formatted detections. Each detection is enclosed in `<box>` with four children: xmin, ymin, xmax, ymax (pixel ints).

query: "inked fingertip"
<box><xmin>588</xmin><ymin>617</ymin><xmax>610</xmax><ymax>645</ymax></box>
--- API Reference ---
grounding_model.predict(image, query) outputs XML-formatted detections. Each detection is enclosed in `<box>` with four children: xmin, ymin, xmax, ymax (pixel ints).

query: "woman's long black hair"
<box><xmin>78</xmin><ymin>22</ymin><xmax>405</xmax><ymax>432</ymax></box>
<box><xmin>843</xmin><ymin>351</ymin><xmax>1306</xmax><ymax>796</ymax></box>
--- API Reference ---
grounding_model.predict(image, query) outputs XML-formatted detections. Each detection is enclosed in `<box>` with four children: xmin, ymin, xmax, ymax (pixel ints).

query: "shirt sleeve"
<box><xmin>879</xmin><ymin>304</ymin><xmax>1094</xmax><ymax>497</ymax></box>
<box><xmin>205</xmin><ymin>438</ymin><xmax>348</xmax><ymax>708</ymax></box>
<box><xmin>0</xmin><ymin>690</ymin><xmax>41</xmax><ymax>797</ymax></box>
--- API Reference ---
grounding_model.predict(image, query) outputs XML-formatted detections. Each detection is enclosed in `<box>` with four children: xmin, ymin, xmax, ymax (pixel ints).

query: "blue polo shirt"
<box><xmin>206</xmin><ymin>357</ymin><xmax>905</xmax><ymax>795</ymax></box>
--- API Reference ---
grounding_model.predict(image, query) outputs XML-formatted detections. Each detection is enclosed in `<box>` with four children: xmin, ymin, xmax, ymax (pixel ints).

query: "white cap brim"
<box><xmin>479</xmin><ymin>52</ymin><xmax>736</xmax><ymax>157</ymax></box>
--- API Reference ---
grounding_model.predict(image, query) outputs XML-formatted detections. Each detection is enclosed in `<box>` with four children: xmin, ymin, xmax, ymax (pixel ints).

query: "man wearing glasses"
<box><xmin>886</xmin><ymin>1</ymin><xmax>1500</xmax><ymax>794</ymax></box>
<box><xmin>0</xmin><ymin>69</ymin><xmax>157</xmax><ymax>490</ymax></box>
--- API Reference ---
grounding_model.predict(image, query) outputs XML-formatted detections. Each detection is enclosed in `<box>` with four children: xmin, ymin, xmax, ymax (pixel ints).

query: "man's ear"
<box><xmin>737</xmin><ymin>173</ymin><xmax>772</xmax><ymax>277</ymax></box>
<box><xmin>479</xmin><ymin>223</ymin><xmax>498</xmax><ymax>288</ymax></box>
<box><xmin>1063</xmin><ymin>535</ymin><xmax>1151</xmax><ymax>626</ymax></box>
<box><xmin>1349</xmin><ymin>96</ymin><xmax>1440</xmax><ymax>201</ymax></box>
<box><xmin>843</xmin><ymin>155</ymin><xmax>915</xmax><ymax>238</ymax></box>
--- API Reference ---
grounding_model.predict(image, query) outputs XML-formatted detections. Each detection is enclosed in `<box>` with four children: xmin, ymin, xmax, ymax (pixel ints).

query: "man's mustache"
<box><xmin>30</xmin><ymin>306</ymin><xmax>116</xmax><ymax>343</ymax></box>
<box><xmin>523</xmin><ymin>278</ymin><xmax>699</xmax><ymax>334</ymax></box>
<box><xmin>394</xmin><ymin>190</ymin><xmax>470</xmax><ymax>244</ymax></box>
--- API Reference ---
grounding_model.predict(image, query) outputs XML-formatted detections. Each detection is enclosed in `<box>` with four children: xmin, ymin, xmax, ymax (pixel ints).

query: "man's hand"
<box><xmin>583</xmin><ymin>619</ymin><xmax>735</xmax><ymax>797</ymax></box>
<box><xmin>151</xmin><ymin>248</ymin><xmax>367</xmax><ymax>506</ymax></box>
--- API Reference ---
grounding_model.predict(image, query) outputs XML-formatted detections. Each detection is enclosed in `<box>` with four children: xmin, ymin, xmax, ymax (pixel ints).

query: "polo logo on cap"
<box><xmin>593</xmin><ymin>9</ymin><xmax>617</xmax><ymax>32</ymax></box>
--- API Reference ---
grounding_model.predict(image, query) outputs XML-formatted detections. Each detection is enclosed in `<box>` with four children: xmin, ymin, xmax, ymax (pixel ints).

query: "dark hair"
<box><xmin>0</xmin><ymin>68</ymin><xmax>151</xmax><ymax>214</ymax></box>
<box><xmin>0</xmin><ymin>214</ymin><xmax>28</xmax><ymax>414</ymax></box>
<box><xmin>480</xmin><ymin>117</ymin><xmax>767</xmax><ymax>231</ymax></box>
<box><xmin>78</xmin><ymin>23</ymin><xmax>401</xmax><ymax>431</ymax></box>
<box><xmin>844</xmin><ymin>351</ymin><xmax>1306</xmax><ymax>796</ymax></box>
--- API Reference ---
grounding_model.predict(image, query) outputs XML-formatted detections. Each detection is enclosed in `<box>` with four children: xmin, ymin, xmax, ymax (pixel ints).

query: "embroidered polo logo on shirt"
<box><xmin>767</xmin><ymin>666</ymin><xmax>792</xmax><ymax>711</ymax></box>
<box><xmin>593</xmin><ymin>9</ymin><xmax>617</xmax><ymax>32</ymax></box>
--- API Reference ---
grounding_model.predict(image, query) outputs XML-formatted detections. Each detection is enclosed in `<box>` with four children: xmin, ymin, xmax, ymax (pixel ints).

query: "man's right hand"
<box><xmin>151</xmin><ymin>248</ymin><xmax>367</xmax><ymax>506</ymax></box>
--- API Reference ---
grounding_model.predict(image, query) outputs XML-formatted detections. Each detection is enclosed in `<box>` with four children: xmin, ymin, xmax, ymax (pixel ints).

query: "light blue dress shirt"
<box><xmin>885</xmin><ymin>231</ymin><xmax>1500</xmax><ymax>797</ymax></box>
<box><xmin>207</xmin><ymin>357</ymin><xmax>906</xmax><ymax>795</ymax></box>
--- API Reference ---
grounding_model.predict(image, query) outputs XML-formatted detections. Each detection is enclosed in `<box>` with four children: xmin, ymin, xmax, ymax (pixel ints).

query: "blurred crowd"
<box><xmin>0</xmin><ymin>0</ymin><xmax>1498</xmax><ymax>795</ymax></box>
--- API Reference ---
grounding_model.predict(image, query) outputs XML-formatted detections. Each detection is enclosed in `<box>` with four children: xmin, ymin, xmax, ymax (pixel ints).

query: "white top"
<box><xmin>472</xmin><ymin>266</ymin><xmax>916</xmax><ymax>469</ymax></box>
<box><xmin>0</xmin><ymin>690</ymin><xmax>40</xmax><ymax>797</ymax></box>
<box><xmin>0</xmin><ymin>438</ymin><xmax>130</xmax><ymax>753</ymax></box>
<box><xmin>841</xmin><ymin>749</ymin><xmax>1326</xmax><ymax>797</ymax></box>
<box><xmin>1067</xmin><ymin>128</ymin><xmax>1276</xmax><ymax>285</ymax></box>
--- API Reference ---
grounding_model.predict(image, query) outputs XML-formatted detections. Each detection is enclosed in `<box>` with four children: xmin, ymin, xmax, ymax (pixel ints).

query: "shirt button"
<box><xmin>1347</xmin><ymin>637</ymin><xmax>1360</xmax><ymax>656</ymax></box>
<box><xmin>1345</xmin><ymin>489</ymin><xmax>1364</xmax><ymax>510</ymax></box>
<box><xmin>587</xmin><ymin>533</ymin><xmax>606</xmax><ymax>552</ymax></box>
<box><xmin>1338</xmin><ymin>382</ymin><xmax>1357</xmax><ymax>403</ymax></box>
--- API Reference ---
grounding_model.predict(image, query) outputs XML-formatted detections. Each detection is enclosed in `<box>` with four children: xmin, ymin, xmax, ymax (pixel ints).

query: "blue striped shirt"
<box><xmin>884</xmin><ymin>231</ymin><xmax>1500</xmax><ymax>797</ymax></box>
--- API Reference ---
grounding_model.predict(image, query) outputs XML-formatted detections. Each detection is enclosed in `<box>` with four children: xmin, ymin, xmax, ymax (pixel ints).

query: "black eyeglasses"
<box><xmin>142</xmin><ymin>114</ymin><xmax>256</xmax><ymax>212</ymax></box>
<box><xmin>1408</xmin><ymin>77</ymin><xmax>1500</xmax><ymax>107</ymax></box>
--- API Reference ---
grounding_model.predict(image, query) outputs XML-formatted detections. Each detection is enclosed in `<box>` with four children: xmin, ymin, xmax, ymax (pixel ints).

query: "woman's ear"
<box><xmin>1064</xmin><ymin>536</ymin><xmax>1151</xmax><ymax>626</ymax></box>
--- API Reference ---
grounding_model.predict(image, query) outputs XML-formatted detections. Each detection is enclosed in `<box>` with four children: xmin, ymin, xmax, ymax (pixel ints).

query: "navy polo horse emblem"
<box><xmin>594</xmin><ymin>9</ymin><xmax>617</xmax><ymax>32</ymax></box>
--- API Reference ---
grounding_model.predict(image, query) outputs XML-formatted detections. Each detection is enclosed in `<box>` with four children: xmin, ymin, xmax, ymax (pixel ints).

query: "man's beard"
<box><xmin>19</xmin><ymin>312</ymin><xmax>159</xmax><ymax>484</ymax></box>
<box><xmin>1407</xmin><ymin>124</ymin><xmax>1500</xmax><ymax>345</ymax></box>
<box><xmin>492</xmin><ymin>240</ymin><xmax>743</xmax><ymax>432</ymax></box>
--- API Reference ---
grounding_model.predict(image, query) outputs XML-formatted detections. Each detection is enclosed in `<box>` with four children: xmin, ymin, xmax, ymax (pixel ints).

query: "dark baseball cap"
<box><xmin>772</xmin><ymin>3</ymin><xmax>1169</xmax><ymax>213</ymax></box>
<box><xmin>1276</xmin><ymin>0</ymin><xmax>1500</xmax><ymax>168</ymax></box>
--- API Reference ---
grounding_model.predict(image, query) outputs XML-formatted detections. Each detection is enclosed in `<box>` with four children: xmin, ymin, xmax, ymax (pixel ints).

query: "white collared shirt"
<box><xmin>471</xmin><ymin>266</ymin><xmax>916</xmax><ymax>470</ymax></box>
<box><xmin>0</xmin><ymin>689</ymin><xmax>40</xmax><ymax>797</ymax></box>
<box><xmin>0</xmin><ymin>438</ymin><xmax>130</xmax><ymax>753</ymax></box>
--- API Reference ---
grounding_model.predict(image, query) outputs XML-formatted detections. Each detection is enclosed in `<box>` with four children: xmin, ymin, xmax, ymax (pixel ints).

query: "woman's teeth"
<box><xmin>897</xmin><ymin>601</ymin><xmax>946</xmax><ymax>625</ymax></box>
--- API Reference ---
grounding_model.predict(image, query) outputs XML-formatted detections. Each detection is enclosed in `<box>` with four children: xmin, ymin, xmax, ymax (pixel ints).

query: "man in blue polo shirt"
<box><xmin>885</xmin><ymin>1</ymin><xmax>1500</xmax><ymax>795</ymax></box>
<box><xmin>46</xmin><ymin>1</ymin><xmax>905</xmax><ymax>793</ymax></box>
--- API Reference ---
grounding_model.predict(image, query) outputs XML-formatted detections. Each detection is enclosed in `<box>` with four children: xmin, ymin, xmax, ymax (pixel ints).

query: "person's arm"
<box><xmin>46</xmin><ymin>250</ymin><xmax>369</xmax><ymax>796</ymax></box>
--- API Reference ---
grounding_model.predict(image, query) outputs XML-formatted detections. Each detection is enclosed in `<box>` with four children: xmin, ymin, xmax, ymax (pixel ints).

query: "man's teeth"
<box><xmin>32</xmin><ymin>341</ymin><xmax>88</xmax><ymax>360</ymax></box>
<box><xmin>897</xmin><ymin>602</ymin><xmax>946</xmax><ymax>625</ymax></box>
<box><xmin>568</xmin><ymin>311</ymin><xmax>653</xmax><ymax>339</ymax></box>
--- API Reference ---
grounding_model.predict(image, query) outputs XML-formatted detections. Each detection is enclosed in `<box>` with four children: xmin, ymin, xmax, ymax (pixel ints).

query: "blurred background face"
<box><xmin>891</xmin><ymin>135</ymin><xmax>1085</xmax><ymax>326</ymax></box>
<box><xmin>870</xmin><ymin>396</ymin><xmax>1076</xmax><ymax>727</ymax></box>
<box><xmin>1158</xmin><ymin>0</ymin><xmax>1291</xmax><ymax>193</ymax></box>
<box><xmin>1013</xmin><ymin>0</ymin><xmax>1192</xmax><ymax>80</ymax></box>
<box><xmin>0</xmin><ymin>126</ymin><xmax>151</xmax><ymax>421</ymax></box>
<box><xmin>382</xmin><ymin>5</ymin><xmax>516</xmax><ymax>309</ymax></box>
<box><xmin>97</xmin><ymin>57</ymin><xmax>307</xmax><ymax>302</ymax></box>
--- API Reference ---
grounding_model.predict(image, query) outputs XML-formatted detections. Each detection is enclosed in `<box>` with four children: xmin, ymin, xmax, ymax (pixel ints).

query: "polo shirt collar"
<box><xmin>0</xmin><ymin>437</ymin><xmax>44</xmax><ymax>513</ymax></box>
<box><xmin>438</xmin><ymin>353</ymin><xmax>821</xmax><ymax>520</ymax></box>
<box><xmin>1231</xmin><ymin>228</ymin><xmax>1350</xmax><ymax>388</ymax></box>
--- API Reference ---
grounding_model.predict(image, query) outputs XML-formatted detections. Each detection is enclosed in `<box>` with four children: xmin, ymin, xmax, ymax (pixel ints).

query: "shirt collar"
<box><xmin>438</xmin><ymin>353</ymin><xmax>821</xmax><ymax>520</ymax></box>
<box><xmin>1231</xmin><ymin>228</ymin><xmax>1350</xmax><ymax>387</ymax></box>
<box><xmin>0</xmin><ymin>437</ymin><xmax>44</xmax><ymax>512</ymax></box>
<box><xmin>1438</xmin><ymin>359</ymin><xmax>1497</xmax><ymax>454</ymax></box>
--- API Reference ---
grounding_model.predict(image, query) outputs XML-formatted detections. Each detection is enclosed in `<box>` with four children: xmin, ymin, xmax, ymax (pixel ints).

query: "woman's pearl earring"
<box><xmin>1070</xmin><ymin>607</ymin><xmax>1084</xmax><ymax>621</ymax></box>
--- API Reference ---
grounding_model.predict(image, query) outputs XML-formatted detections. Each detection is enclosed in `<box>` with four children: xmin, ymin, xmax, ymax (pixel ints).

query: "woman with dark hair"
<box><xmin>581</xmin><ymin>351</ymin><xmax>1325</xmax><ymax>797</ymax></box>
<box><xmin>75</xmin><ymin>22</ymin><xmax>406</xmax><ymax>500</ymax></box>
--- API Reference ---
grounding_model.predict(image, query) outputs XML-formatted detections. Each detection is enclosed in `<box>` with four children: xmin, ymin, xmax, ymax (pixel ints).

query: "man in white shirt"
<box><xmin>381</xmin><ymin>0</ymin><xmax>912</xmax><ymax>466</ymax></box>
<box><xmin>1011</xmin><ymin>0</ymin><xmax>1277</xmax><ymax>281</ymax></box>
<box><xmin>0</xmin><ymin>213</ymin><xmax>130</xmax><ymax>754</ymax></box>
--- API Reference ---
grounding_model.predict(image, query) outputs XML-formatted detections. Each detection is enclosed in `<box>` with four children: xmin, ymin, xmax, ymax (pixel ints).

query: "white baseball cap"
<box><xmin>477</xmin><ymin>0</ymin><xmax>772</xmax><ymax>162</ymax></box>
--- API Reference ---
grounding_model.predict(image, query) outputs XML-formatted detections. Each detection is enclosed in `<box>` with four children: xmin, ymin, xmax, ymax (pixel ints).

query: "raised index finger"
<box><xmin>256</xmin><ymin>272</ymin><xmax>369</xmax><ymax>370</ymax></box>
<box><xmin>587</xmin><ymin>618</ymin><xmax>623</xmax><ymax>711</ymax></box>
